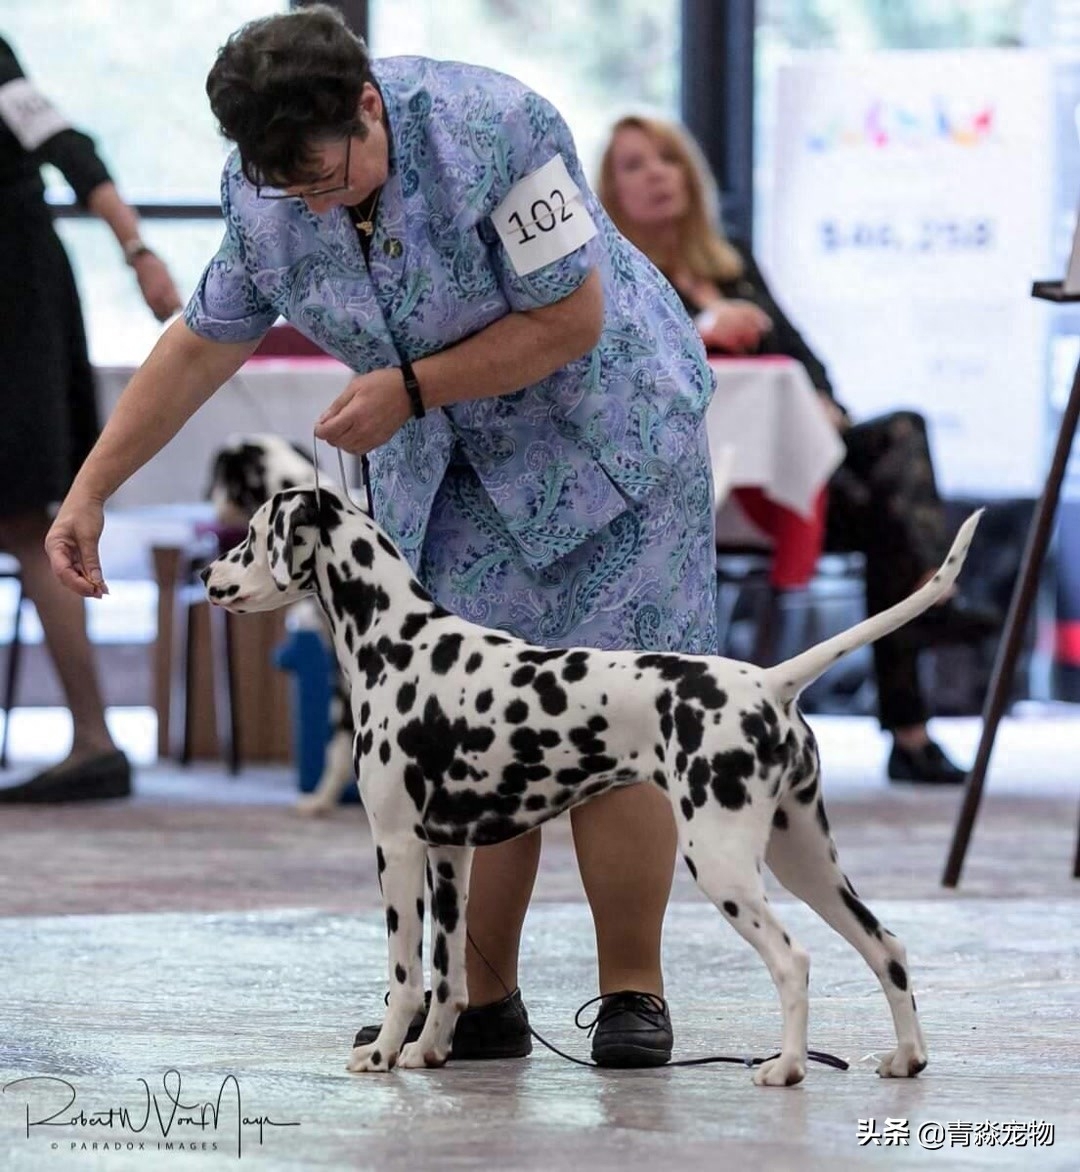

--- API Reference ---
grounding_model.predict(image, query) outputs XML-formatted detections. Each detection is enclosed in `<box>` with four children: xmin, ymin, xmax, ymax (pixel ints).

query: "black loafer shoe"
<box><xmin>0</xmin><ymin>750</ymin><xmax>131</xmax><ymax>804</ymax></box>
<box><xmin>353</xmin><ymin>988</ymin><xmax>531</xmax><ymax>1060</ymax></box>
<box><xmin>584</xmin><ymin>991</ymin><xmax>673</xmax><ymax>1068</ymax></box>
<box><xmin>887</xmin><ymin>740</ymin><xmax>966</xmax><ymax>785</ymax></box>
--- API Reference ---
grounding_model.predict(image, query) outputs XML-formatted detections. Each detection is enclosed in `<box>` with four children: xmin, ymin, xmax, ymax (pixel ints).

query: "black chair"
<box><xmin>716</xmin><ymin>545</ymin><xmax>866</xmax><ymax>668</ymax></box>
<box><xmin>0</xmin><ymin>554</ymin><xmax>24</xmax><ymax>769</ymax></box>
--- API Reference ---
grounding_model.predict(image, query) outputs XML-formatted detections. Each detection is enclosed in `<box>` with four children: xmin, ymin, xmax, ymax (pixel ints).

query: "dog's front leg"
<box><xmin>399</xmin><ymin>845</ymin><xmax>474</xmax><ymax>1068</ymax></box>
<box><xmin>347</xmin><ymin>838</ymin><xmax>426</xmax><ymax>1074</ymax></box>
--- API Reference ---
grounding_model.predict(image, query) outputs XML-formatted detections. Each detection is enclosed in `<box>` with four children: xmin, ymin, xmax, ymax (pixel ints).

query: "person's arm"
<box><xmin>45</xmin><ymin>322</ymin><xmax>262</xmax><ymax>597</ymax></box>
<box><xmin>315</xmin><ymin>271</ymin><xmax>603</xmax><ymax>452</ymax></box>
<box><xmin>0</xmin><ymin>37</ymin><xmax>181</xmax><ymax>320</ymax></box>
<box><xmin>420</xmin><ymin>268</ymin><xmax>603</xmax><ymax>406</ymax></box>
<box><xmin>85</xmin><ymin>182</ymin><xmax>183</xmax><ymax>321</ymax></box>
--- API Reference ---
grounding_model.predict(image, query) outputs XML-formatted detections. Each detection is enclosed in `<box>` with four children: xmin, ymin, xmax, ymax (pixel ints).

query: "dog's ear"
<box><xmin>266</xmin><ymin>490</ymin><xmax>320</xmax><ymax>589</ymax></box>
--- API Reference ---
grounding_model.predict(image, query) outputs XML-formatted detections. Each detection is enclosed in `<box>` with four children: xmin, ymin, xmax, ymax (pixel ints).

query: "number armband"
<box><xmin>490</xmin><ymin>154</ymin><xmax>598</xmax><ymax>277</ymax></box>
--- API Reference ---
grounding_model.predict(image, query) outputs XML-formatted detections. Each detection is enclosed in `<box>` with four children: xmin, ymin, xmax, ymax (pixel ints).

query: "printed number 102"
<box><xmin>508</xmin><ymin>189</ymin><xmax>574</xmax><ymax>243</ymax></box>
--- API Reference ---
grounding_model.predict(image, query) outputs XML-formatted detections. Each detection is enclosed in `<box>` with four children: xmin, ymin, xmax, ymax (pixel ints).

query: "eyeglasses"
<box><xmin>257</xmin><ymin>136</ymin><xmax>352</xmax><ymax>201</ymax></box>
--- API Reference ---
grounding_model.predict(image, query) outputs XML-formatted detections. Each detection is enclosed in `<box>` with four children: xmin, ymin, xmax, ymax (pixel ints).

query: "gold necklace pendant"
<box><xmin>351</xmin><ymin>188</ymin><xmax>382</xmax><ymax>238</ymax></box>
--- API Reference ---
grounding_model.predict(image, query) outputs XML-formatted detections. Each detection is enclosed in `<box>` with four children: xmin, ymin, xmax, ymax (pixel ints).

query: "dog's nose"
<box><xmin>198</xmin><ymin>566</ymin><xmax>212</xmax><ymax>585</ymax></box>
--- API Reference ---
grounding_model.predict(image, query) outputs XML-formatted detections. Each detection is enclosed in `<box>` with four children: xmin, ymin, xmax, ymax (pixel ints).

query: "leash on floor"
<box><xmin>466</xmin><ymin>929</ymin><xmax>849</xmax><ymax>1072</ymax></box>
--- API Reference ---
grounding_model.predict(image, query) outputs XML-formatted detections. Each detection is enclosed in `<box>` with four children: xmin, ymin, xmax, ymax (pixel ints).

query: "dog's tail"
<box><xmin>761</xmin><ymin>510</ymin><xmax>984</xmax><ymax>706</ymax></box>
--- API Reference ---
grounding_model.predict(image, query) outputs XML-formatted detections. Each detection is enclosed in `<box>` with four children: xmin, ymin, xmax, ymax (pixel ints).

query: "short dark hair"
<box><xmin>206</xmin><ymin>4</ymin><xmax>373</xmax><ymax>188</ymax></box>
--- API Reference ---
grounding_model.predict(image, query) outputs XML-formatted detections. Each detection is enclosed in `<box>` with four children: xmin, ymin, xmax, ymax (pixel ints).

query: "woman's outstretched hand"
<box><xmin>45</xmin><ymin>493</ymin><xmax>109</xmax><ymax>598</ymax></box>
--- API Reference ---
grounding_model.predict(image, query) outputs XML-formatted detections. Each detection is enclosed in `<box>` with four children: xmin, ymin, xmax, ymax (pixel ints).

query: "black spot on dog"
<box><xmin>680</xmin><ymin>796</ymin><xmax>694</xmax><ymax>821</ymax></box>
<box><xmin>397</xmin><ymin>696</ymin><xmax>496</xmax><ymax>805</ymax></box>
<box><xmin>327</xmin><ymin>563</ymin><xmax>389</xmax><ymax>636</ymax></box>
<box><xmin>350</xmin><ymin>537</ymin><xmax>374</xmax><ymax>567</ymax></box>
<box><xmin>684</xmin><ymin>856</ymin><xmax>698</xmax><ymax>880</ymax></box>
<box><xmin>888</xmin><ymin>961</ymin><xmax>908</xmax><ymax>991</ymax></box>
<box><xmin>562</xmin><ymin>652</ymin><xmax>589</xmax><ymax>682</ymax></box>
<box><xmin>436</xmin><ymin>980</ymin><xmax>450</xmax><ymax>1004</ymax></box>
<box><xmin>400</xmin><ymin>613</ymin><xmax>428</xmax><ymax>640</ymax></box>
<box><xmin>379</xmin><ymin>637</ymin><xmax>414</xmax><ymax>673</ymax></box>
<box><xmin>723</xmin><ymin>900</ymin><xmax>739</xmax><ymax>918</ymax></box>
<box><xmin>674</xmin><ymin>704</ymin><xmax>705</xmax><ymax>755</ymax></box>
<box><xmin>711</xmin><ymin>749</ymin><xmax>754</xmax><ymax>809</ymax></box>
<box><xmin>371</xmin><ymin>1049</ymin><xmax>382</xmax><ymax>1065</ymax></box>
<box><xmin>772</xmin><ymin>808</ymin><xmax>789</xmax><ymax>830</ymax></box>
<box><xmin>464</xmin><ymin>652</ymin><xmax>483</xmax><ymax>673</ymax></box>
<box><xmin>510</xmin><ymin>665</ymin><xmax>536</xmax><ymax>687</ymax></box>
<box><xmin>476</xmin><ymin>689</ymin><xmax>494</xmax><ymax>714</ymax></box>
<box><xmin>839</xmin><ymin>885</ymin><xmax>882</xmax><ymax>940</ymax></box>
<box><xmin>431</xmin><ymin>633</ymin><xmax>464</xmax><ymax>674</ymax></box>
<box><xmin>517</xmin><ymin>648</ymin><xmax>564</xmax><ymax>664</ymax></box>
<box><xmin>505</xmin><ymin>699</ymin><xmax>529</xmax><ymax>724</ymax></box>
<box><xmin>686</xmin><ymin>756</ymin><xmax>711</xmax><ymax>808</ymax></box>
<box><xmin>816</xmin><ymin>800</ymin><xmax>830</xmax><ymax>836</ymax></box>
<box><xmin>395</xmin><ymin>963</ymin><xmax>407</xmax><ymax>983</ymax></box>
<box><xmin>794</xmin><ymin>776</ymin><xmax>818</xmax><ymax>805</ymax></box>
<box><xmin>404</xmin><ymin>764</ymin><xmax>427</xmax><ymax>813</ymax></box>
<box><xmin>386</xmin><ymin>906</ymin><xmax>399</xmax><ymax>934</ymax></box>
<box><xmin>432</xmin><ymin>932</ymin><xmax>449</xmax><ymax>975</ymax></box>
<box><xmin>525</xmin><ymin>794</ymin><xmax>547</xmax><ymax>811</ymax></box>
<box><xmin>397</xmin><ymin>682</ymin><xmax>417</xmax><ymax>714</ymax></box>
<box><xmin>532</xmin><ymin>671</ymin><xmax>568</xmax><ymax>715</ymax></box>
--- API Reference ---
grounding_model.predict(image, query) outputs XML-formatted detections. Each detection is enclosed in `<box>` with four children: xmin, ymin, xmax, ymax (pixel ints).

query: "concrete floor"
<box><xmin>2</xmin><ymin>712</ymin><xmax>1079</xmax><ymax>1170</ymax></box>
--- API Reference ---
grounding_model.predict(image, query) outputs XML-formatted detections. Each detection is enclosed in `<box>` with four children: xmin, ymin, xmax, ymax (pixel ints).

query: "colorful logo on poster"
<box><xmin>806</xmin><ymin>99</ymin><xmax>995</xmax><ymax>151</ymax></box>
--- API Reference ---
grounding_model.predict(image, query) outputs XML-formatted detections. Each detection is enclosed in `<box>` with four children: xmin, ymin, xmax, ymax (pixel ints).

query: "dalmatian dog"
<box><xmin>202</xmin><ymin>482</ymin><xmax>981</xmax><ymax>1085</ymax></box>
<box><xmin>207</xmin><ymin>434</ymin><xmax>357</xmax><ymax>814</ymax></box>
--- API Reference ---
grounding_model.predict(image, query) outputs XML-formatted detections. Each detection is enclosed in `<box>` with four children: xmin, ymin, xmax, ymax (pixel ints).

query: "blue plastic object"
<box><xmin>273</xmin><ymin>628</ymin><xmax>359</xmax><ymax>802</ymax></box>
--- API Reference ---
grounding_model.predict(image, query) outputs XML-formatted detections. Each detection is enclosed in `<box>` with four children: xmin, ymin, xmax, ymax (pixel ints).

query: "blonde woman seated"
<box><xmin>597</xmin><ymin>114</ymin><xmax>1000</xmax><ymax>785</ymax></box>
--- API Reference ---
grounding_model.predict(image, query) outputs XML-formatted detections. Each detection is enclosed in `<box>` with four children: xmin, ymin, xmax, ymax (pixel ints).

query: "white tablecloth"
<box><xmin>706</xmin><ymin>357</ymin><xmax>845</xmax><ymax>519</ymax></box>
<box><xmin>94</xmin><ymin>355</ymin><xmax>846</xmax><ymax>574</ymax></box>
<box><xmin>96</xmin><ymin>359</ymin><xmax>354</xmax><ymax>510</ymax></box>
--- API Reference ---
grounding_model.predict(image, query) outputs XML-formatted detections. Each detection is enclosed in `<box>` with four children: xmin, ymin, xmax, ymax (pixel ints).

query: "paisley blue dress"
<box><xmin>185</xmin><ymin>57</ymin><xmax>717</xmax><ymax>654</ymax></box>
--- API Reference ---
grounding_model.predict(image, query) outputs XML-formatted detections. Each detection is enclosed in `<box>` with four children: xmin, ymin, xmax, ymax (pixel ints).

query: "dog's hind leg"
<box><xmin>679</xmin><ymin>815</ymin><xmax>811</xmax><ymax>1087</ymax></box>
<box><xmin>347</xmin><ymin>837</ymin><xmax>427</xmax><ymax>1073</ymax></box>
<box><xmin>765</xmin><ymin>782</ymin><xmax>927</xmax><ymax>1079</ymax></box>
<box><xmin>399</xmin><ymin>845</ymin><xmax>474</xmax><ymax>1068</ymax></box>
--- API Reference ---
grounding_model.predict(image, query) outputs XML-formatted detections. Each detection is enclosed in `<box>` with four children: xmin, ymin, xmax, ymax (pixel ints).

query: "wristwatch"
<box><xmin>123</xmin><ymin>238</ymin><xmax>155</xmax><ymax>266</ymax></box>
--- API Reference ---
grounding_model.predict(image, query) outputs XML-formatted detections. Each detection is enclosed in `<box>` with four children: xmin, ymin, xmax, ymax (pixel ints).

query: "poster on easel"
<box><xmin>765</xmin><ymin>50</ymin><xmax>1053</xmax><ymax>498</ymax></box>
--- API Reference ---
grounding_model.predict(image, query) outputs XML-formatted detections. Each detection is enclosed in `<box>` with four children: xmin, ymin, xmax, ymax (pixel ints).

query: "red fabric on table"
<box><xmin>729</xmin><ymin>486</ymin><xmax>829</xmax><ymax>590</ymax></box>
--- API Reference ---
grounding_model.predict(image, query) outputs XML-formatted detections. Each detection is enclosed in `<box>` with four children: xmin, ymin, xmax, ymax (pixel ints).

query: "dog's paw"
<box><xmin>295</xmin><ymin>792</ymin><xmax>334</xmax><ymax>818</ymax></box>
<box><xmin>398</xmin><ymin>1040</ymin><xmax>450</xmax><ymax>1069</ymax></box>
<box><xmin>346</xmin><ymin>1042</ymin><xmax>396</xmax><ymax>1073</ymax></box>
<box><xmin>876</xmin><ymin>1044</ymin><xmax>927</xmax><ymax>1079</ymax></box>
<box><xmin>752</xmin><ymin>1054</ymin><xmax>806</xmax><ymax>1088</ymax></box>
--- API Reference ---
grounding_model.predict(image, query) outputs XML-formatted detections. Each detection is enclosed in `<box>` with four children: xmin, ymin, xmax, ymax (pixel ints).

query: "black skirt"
<box><xmin>0</xmin><ymin>204</ymin><xmax>99</xmax><ymax>516</ymax></box>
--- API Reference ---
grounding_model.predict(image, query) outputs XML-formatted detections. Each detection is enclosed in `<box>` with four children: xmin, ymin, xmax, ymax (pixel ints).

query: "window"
<box><xmin>2</xmin><ymin>0</ymin><xmax>287</xmax><ymax>364</ymax></box>
<box><xmin>369</xmin><ymin>0</ymin><xmax>680</xmax><ymax>179</ymax></box>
